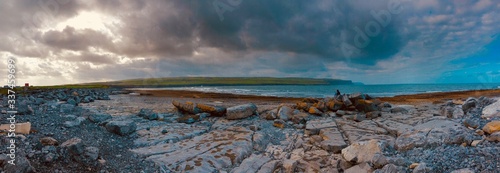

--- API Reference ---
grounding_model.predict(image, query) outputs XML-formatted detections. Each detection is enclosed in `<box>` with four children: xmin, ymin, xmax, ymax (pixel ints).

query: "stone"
<box><xmin>395</xmin><ymin>120</ymin><xmax>467</xmax><ymax>151</ymax></box>
<box><xmin>226</xmin><ymin>103</ymin><xmax>258</xmax><ymax>120</ymax></box>
<box><xmin>63</xmin><ymin>117</ymin><xmax>85</xmax><ymax>128</ymax></box>
<box><xmin>327</xmin><ymin>100</ymin><xmax>343</xmax><ymax>111</ymax></box>
<box><xmin>137</xmin><ymin>108</ymin><xmax>153</xmax><ymax>117</ymax></box>
<box><xmin>177</xmin><ymin>114</ymin><xmax>204</xmax><ymax>124</ymax></box>
<box><xmin>291</xmin><ymin>112</ymin><xmax>309</xmax><ymax>124</ymax></box>
<box><xmin>40</xmin><ymin>137</ymin><xmax>58</xmax><ymax>146</ymax></box>
<box><xmin>308</xmin><ymin>107</ymin><xmax>323</xmax><ymax>115</ymax></box>
<box><xmin>60</xmin><ymin>104</ymin><xmax>75</xmax><ymax>113</ymax></box>
<box><xmin>482</xmin><ymin>99</ymin><xmax>500</xmax><ymax>118</ymax></box>
<box><xmin>83</xmin><ymin>147</ymin><xmax>99</xmax><ymax>163</ymax></box>
<box><xmin>249</xmin><ymin>124</ymin><xmax>259</xmax><ymax>131</ymax></box>
<box><xmin>450</xmin><ymin>168</ymin><xmax>475</xmax><ymax>173</ymax></box>
<box><xmin>305</xmin><ymin>118</ymin><xmax>337</xmax><ymax>135</ymax></box>
<box><xmin>341</xmin><ymin>139</ymin><xmax>385</xmax><ymax>164</ymax></box>
<box><xmin>462</xmin><ymin>97</ymin><xmax>477</xmax><ymax>113</ymax></box>
<box><xmin>409</xmin><ymin>163</ymin><xmax>419</xmax><ymax>169</ymax></box>
<box><xmin>282</xmin><ymin>159</ymin><xmax>297</xmax><ymax>173</ymax></box>
<box><xmin>486</xmin><ymin>131</ymin><xmax>500</xmax><ymax>142</ymax></box>
<box><xmin>336</xmin><ymin>110</ymin><xmax>346</xmax><ymax>116</ymax></box>
<box><xmin>231</xmin><ymin>154</ymin><xmax>272</xmax><ymax>173</ymax></box>
<box><xmin>61</xmin><ymin>138</ymin><xmax>85</xmax><ymax>155</ymax></box>
<box><xmin>483</xmin><ymin>121</ymin><xmax>500</xmax><ymax>134</ymax></box>
<box><xmin>273</xmin><ymin>119</ymin><xmax>285</xmax><ymax>128</ymax></box>
<box><xmin>366</xmin><ymin>111</ymin><xmax>382</xmax><ymax>119</ymax></box>
<box><xmin>105</xmin><ymin>121</ymin><xmax>137</xmax><ymax>136</ymax></box>
<box><xmin>89</xmin><ymin>113</ymin><xmax>112</xmax><ymax>123</ymax></box>
<box><xmin>257</xmin><ymin>160</ymin><xmax>279</xmax><ymax>173</ymax></box>
<box><xmin>471</xmin><ymin>140</ymin><xmax>482</xmax><ymax>147</ymax></box>
<box><xmin>463</xmin><ymin>119</ymin><xmax>479</xmax><ymax>129</ymax></box>
<box><xmin>319</xmin><ymin>128</ymin><xmax>347</xmax><ymax>153</ymax></box>
<box><xmin>355</xmin><ymin>99</ymin><xmax>378</xmax><ymax>112</ymax></box>
<box><xmin>412</xmin><ymin>162</ymin><xmax>431</xmax><ymax>173</ymax></box>
<box><xmin>353</xmin><ymin>114</ymin><xmax>366</xmax><ymax>122</ymax></box>
<box><xmin>296</xmin><ymin>102</ymin><xmax>310</xmax><ymax>111</ymax></box>
<box><xmin>345</xmin><ymin>162</ymin><xmax>374</xmax><ymax>173</ymax></box>
<box><xmin>312</xmin><ymin>101</ymin><xmax>327</xmax><ymax>111</ymax></box>
<box><xmin>475</xmin><ymin>129</ymin><xmax>484</xmax><ymax>136</ymax></box>
<box><xmin>196</xmin><ymin>103</ymin><xmax>226</xmax><ymax>116</ymax></box>
<box><xmin>375</xmin><ymin>164</ymin><xmax>405</xmax><ymax>173</ymax></box>
<box><xmin>390</xmin><ymin>107</ymin><xmax>409</xmax><ymax>114</ymax></box>
<box><xmin>343</xmin><ymin>95</ymin><xmax>353</xmax><ymax>107</ymax></box>
<box><xmin>172</xmin><ymin>100</ymin><xmax>201</xmax><ymax>114</ymax></box>
<box><xmin>0</xmin><ymin>122</ymin><xmax>31</xmax><ymax>134</ymax></box>
<box><xmin>371</xmin><ymin>153</ymin><xmax>389</xmax><ymax>169</ymax></box>
<box><xmin>132</xmin><ymin>127</ymin><xmax>254</xmax><ymax>172</ymax></box>
<box><xmin>147</xmin><ymin>112</ymin><xmax>159</xmax><ymax>120</ymax></box>
<box><xmin>277</xmin><ymin>106</ymin><xmax>293</xmax><ymax>121</ymax></box>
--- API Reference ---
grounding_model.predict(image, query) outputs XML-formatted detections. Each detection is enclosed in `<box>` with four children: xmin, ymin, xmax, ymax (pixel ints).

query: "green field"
<box><xmin>85</xmin><ymin>77</ymin><xmax>352</xmax><ymax>87</ymax></box>
<box><xmin>0</xmin><ymin>77</ymin><xmax>352</xmax><ymax>94</ymax></box>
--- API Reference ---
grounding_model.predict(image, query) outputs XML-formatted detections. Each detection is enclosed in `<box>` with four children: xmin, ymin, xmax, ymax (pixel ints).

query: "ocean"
<box><xmin>135</xmin><ymin>83</ymin><xmax>500</xmax><ymax>98</ymax></box>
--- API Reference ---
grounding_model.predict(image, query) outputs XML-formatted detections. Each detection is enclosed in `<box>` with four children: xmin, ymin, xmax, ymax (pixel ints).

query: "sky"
<box><xmin>0</xmin><ymin>0</ymin><xmax>499</xmax><ymax>85</ymax></box>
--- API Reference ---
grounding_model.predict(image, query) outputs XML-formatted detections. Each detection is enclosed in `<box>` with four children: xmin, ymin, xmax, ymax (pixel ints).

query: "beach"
<box><xmin>1</xmin><ymin>88</ymin><xmax>500</xmax><ymax>172</ymax></box>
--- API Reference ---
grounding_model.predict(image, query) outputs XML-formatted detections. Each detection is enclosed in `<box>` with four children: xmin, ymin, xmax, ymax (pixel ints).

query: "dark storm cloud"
<box><xmin>41</xmin><ymin>26</ymin><xmax>114</xmax><ymax>52</ymax></box>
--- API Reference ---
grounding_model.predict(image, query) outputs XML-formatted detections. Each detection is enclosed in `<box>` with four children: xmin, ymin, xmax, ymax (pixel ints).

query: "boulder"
<box><xmin>482</xmin><ymin>99</ymin><xmax>500</xmax><ymax>118</ymax></box>
<box><xmin>67</xmin><ymin>98</ymin><xmax>77</xmax><ymax>106</ymax></box>
<box><xmin>355</xmin><ymin>99</ymin><xmax>378</xmax><ymax>112</ymax></box>
<box><xmin>61</xmin><ymin>138</ymin><xmax>85</xmax><ymax>155</ymax></box>
<box><xmin>412</xmin><ymin>162</ymin><xmax>431</xmax><ymax>173</ymax></box>
<box><xmin>482</xmin><ymin>121</ymin><xmax>500</xmax><ymax>134</ymax></box>
<box><xmin>177</xmin><ymin>113</ymin><xmax>209</xmax><ymax>124</ymax></box>
<box><xmin>226</xmin><ymin>103</ymin><xmax>258</xmax><ymax>120</ymax></box>
<box><xmin>463</xmin><ymin>119</ymin><xmax>479</xmax><ymax>129</ymax></box>
<box><xmin>278</xmin><ymin>106</ymin><xmax>293</xmax><ymax>121</ymax></box>
<box><xmin>105</xmin><ymin>121</ymin><xmax>137</xmax><ymax>136</ymax></box>
<box><xmin>395</xmin><ymin>120</ymin><xmax>467</xmax><ymax>151</ymax></box>
<box><xmin>462</xmin><ymin>97</ymin><xmax>477</xmax><ymax>113</ymax></box>
<box><xmin>345</xmin><ymin>162</ymin><xmax>374</xmax><ymax>173</ymax></box>
<box><xmin>282</xmin><ymin>159</ymin><xmax>297</xmax><ymax>173</ymax></box>
<box><xmin>2</xmin><ymin>155</ymin><xmax>36</xmax><ymax>173</ymax></box>
<box><xmin>195</xmin><ymin>103</ymin><xmax>226</xmax><ymax>116</ymax></box>
<box><xmin>291</xmin><ymin>112</ymin><xmax>309</xmax><ymax>124</ymax></box>
<box><xmin>63</xmin><ymin>117</ymin><xmax>86</xmax><ymax>128</ymax></box>
<box><xmin>312</xmin><ymin>101</ymin><xmax>327</xmax><ymax>111</ymax></box>
<box><xmin>371</xmin><ymin>153</ymin><xmax>388</xmax><ymax>169</ymax></box>
<box><xmin>263</xmin><ymin>110</ymin><xmax>277</xmax><ymax>120</ymax></box>
<box><xmin>137</xmin><ymin>108</ymin><xmax>154</xmax><ymax>118</ymax></box>
<box><xmin>308</xmin><ymin>107</ymin><xmax>323</xmax><ymax>115</ymax></box>
<box><xmin>296</xmin><ymin>102</ymin><xmax>310</xmax><ymax>111</ymax></box>
<box><xmin>327</xmin><ymin>100</ymin><xmax>343</xmax><ymax>111</ymax></box>
<box><xmin>450</xmin><ymin>168</ymin><xmax>475</xmax><ymax>173</ymax></box>
<box><xmin>374</xmin><ymin>164</ymin><xmax>406</xmax><ymax>173</ymax></box>
<box><xmin>343</xmin><ymin>95</ymin><xmax>353</xmax><ymax>107</ymax></box>
<box><xmin>341</xmin><ymin>139</ymin><xmax>386</xmax><ymax>163</ymax></box>
<box><xmin>88</xmin><ymin>113</ymin><xmax>112</xmax><ymax>123</ymax></box>
<box><xmin>172</xmin><ymin>101</ymin><xmax>201</xmax><ymax>114</ymax></box>
<box><xmin>17</xmin><ymin>100</ymin><xmax>33</xmax><ymax>115</ymax></box>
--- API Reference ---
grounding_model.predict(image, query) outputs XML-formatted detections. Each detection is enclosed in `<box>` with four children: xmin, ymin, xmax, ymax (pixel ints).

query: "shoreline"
<box><xmin>128</xmin><ymin>88</ymin><xmax>500</xmax><ymax>105</ymax></box>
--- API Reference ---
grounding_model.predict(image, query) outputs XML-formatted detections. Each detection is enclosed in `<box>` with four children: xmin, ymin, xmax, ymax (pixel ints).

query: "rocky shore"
<box><xmin>1</xmin><ymin>88</ymin><xmax>500</xmax><ymax>173</ymax></box>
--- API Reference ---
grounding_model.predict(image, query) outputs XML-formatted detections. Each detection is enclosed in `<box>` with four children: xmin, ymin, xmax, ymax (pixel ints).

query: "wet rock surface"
<box><xmin>1</xmin><ymin>89</ymin><xmax>500</xmax><ymax>172</ymax></box>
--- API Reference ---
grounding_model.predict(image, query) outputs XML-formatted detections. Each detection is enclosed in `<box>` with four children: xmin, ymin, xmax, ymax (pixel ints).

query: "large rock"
<box><xmin>308</xmin><ymin>107</ymin><xmax>323</xmax><ymax>115</ymax></box>
<box><xmin>319</xmin><ymin>128</ymin><xmax>347</xmax><ymax>153</ymax></box>
<box><xmin>277</xmin><ymin>106</ymin><xmax>293</xmax><ymax>121</ymax></box>
<box><xmin>231</xmin><ymin>154</ymin><xmax>272</xmax><ymax>173</ymax></box>
<box><xmin>355</xmin><ymin>99</ymin><xmax>379</xmax><ymax>113</ymax></box>
<box><xmin>2</xmin><ymin>155</ymin><xmax>36</xmax><ymax>173</ymax></box>
<box><xmin>395</xmin><ymin>120</ymin><xmax>467</xmax><ymax>151</ymax></box>
<box><xmin>482</xmin><ymin>99</ymin><xmax>500</xmax><ymax>118</ymax></box>
<box><xmin>341</xmin><ymin>139</ymin><xmax>386</xmax><ymax>164</ymax></box>
<box><xmin>483</xmin><ymin>121</ymin><xmax>500</xmax><ymax>134</ymax></box>
<box><xmin>390</xmin><ymin>107</ymin><xmax>409</xmax><ymax>114</ymax></box>
<box><xmin>88</xmin><ymin>112</ymin><xmax>112</xmax><ymax>123</ymax></box>
<box><xmin>172</xmin><ymin>101</ymin><xmax>201</xmax><ymax>114</ymax></box>
<box><xmin>462</xmin><ymin>97</ymin><xmax>477</xmax><ymax>113</ymax></box>
<box><xmin>196</xmin><ymin>103</ymin><xmax>226</xmax><ymax>116</ymax></box>
<box><xmin>61</xmin><ymin>138</ymin><xmax>85</xmax><ymax>155</ymax></box>
<box><xmin>345</xmin><ymin>162</ymin><xmax>374</xmax><ymax>173</ymax></box>
<box><xmin>132</xmin><ymin>127</ymin><xmax>254</xmax><ymax>172</ymax></box>
<box><xmin>105</xmin><ymin>120</ymin><xmax>137</xmax><ymax>136</ymax></box>
<box><xmin>305</xmin><ymin>118</ymin><xmax>338</xmax><ymax>135</ymax></box>
<box><xmin>226</xmin><ymin>103</ymin><xmax>258</xmax><ymax>120</ymax></box>
<box><xmin>327</xmin><ymin>100</ymin><xmax>343</xmax><ymax>111</ymax></box>
<box><xmin>40</xmin><ymin>137</ymin><xmax>58</xmax><ymax>146</ymax></box>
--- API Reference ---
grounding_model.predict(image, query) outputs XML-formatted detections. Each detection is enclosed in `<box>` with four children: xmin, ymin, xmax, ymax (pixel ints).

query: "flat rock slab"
<box><xmin>340</xmin><ymin>124</ymin><xmax>395</xmax><ymax>144</ymax></box>
<box><xmin>336</xmin><ymin>119</ymin><xmax>388</xmax><ymax>135</ymax></box>
<box><xmin>305</xmin><ymin>118</ymin><xmax>338</xmax><ymax>135</ymax></box>
<box><xmin>231</xmin><ymin>154</ymin><xmax>272</xmax><ymax>173</ymax></box>
<box><xmin>319</xmin><ymin>128</ymin><xmax>347</xmax><ymax>153</ymax></box>
<box><xmin>395</xmin><ymin>120</ymin><xmax>467</xmax><ymax>151</ymax></box>
<box><xmin>134</xmin><ymin>123</ymin><xmax>209</xmax><ymax>147</ymax></box>
<box><xmin>374</xmin><ymin>119</ymin><xmax>413</xmax><ymax>136</ymax></box>
<box><xmin>296</xmin><ymin>149</ymin><xmax>341</xmax><ymax>172</ymax></box>
<box><xmin>132</xmin><ymin>126</ymin><xmax>254</xmax><ymax>172</ymax></box>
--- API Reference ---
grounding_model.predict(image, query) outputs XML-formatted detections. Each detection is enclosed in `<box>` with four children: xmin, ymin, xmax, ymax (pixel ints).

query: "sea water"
<box><xmin>137</xmin><ymin>83</ymin><xmax>500</xmax><ymax>98</ymax></box>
